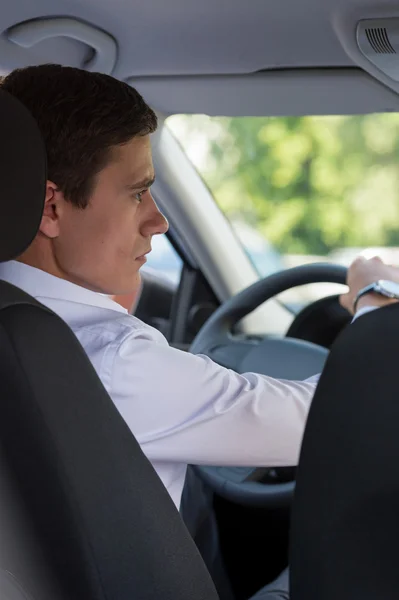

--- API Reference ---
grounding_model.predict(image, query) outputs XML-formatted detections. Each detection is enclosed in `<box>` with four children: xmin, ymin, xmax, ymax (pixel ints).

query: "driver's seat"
<box><xmin>0</xmin><ymin>91</ymin><xmax>220</xmax><ymax>598</ymax></box>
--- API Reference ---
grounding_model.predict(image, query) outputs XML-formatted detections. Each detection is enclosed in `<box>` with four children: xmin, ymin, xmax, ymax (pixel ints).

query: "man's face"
<box><xmin>51</xmin><ymin>135</ymin><xmax>168</xmax><ymax>294</ymax></box>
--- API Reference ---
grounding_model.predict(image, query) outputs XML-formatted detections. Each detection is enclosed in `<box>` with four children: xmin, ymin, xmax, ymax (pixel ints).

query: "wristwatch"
<box><xmin>354</xmin><ymin>279</ymin><xmax>399</xmax><ymax>313</ymax></box>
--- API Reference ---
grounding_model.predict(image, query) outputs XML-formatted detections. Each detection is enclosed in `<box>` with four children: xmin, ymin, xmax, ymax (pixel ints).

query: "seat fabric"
<box><xmin>0</xmin><ymin>88</ymin><xmax>219</xmax><ymax>600</ymax></box>
<box><xmin>290</xmin><ymin>304</ymin><xmax>399</xmax><ymax>600</ymax></box>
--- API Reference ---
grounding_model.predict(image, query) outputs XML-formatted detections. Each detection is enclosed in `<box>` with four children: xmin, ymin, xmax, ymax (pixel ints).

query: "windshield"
<box><xmin>166</xmin><ymin>113</ymin><xmax>399</xmax><ymax>309</ymax></box>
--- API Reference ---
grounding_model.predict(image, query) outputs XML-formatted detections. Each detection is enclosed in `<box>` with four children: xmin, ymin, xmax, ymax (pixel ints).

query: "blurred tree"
<box><xmin>168</xmin><ymin>113</ymin><xmax>399</xmax><ymax>255</ymax></box>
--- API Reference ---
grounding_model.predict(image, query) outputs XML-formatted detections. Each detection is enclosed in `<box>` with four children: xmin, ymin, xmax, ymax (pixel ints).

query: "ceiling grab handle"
<box><xmin>7</xmin><ymin>18</ymin><xmax>117</xmax><ymax>74</ymax></box>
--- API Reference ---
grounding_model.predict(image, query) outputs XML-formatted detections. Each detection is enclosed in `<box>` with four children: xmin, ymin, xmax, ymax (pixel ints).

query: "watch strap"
<box><xmin>353</xmin><ymin>283</ymin><xmax>378</xmax><ymax>313</ymax></box>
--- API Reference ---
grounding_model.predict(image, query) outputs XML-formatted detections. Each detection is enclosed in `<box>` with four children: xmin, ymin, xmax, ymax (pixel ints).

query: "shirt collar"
<box><xmin>0</xmin><ymin>260</ymin><xmax>128</xmax><ymax>314</ymax></box>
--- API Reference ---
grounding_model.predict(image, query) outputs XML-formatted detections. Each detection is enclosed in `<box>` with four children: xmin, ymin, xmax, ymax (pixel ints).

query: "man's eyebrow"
<box><xmin>127</xmin><ymin>176</ymin><xmax>155</xmax><ymax>189</ymax></box>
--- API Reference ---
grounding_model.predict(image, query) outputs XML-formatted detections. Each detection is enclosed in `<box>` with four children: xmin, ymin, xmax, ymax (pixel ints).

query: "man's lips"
<box><xmin>136</xmin><ymin>249</ymin><xmax>151</xmax><ymax>261</ymax></box>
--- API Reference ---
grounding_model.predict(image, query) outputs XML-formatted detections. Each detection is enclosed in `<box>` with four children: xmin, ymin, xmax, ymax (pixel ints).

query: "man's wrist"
<box><xmin>356</xmin><ymin>292</ymin><xmax>399</xmax><ymax>313</ymax></box>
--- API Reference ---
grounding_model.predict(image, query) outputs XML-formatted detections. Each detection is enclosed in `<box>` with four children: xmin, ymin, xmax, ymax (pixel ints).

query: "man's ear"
<box><xmin>39</xmin><ymin>181</ymin><xmax>64</xmax><ymax>239</ymax></box>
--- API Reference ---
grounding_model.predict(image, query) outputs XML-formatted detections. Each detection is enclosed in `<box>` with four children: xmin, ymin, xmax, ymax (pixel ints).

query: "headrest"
<box><xmin>0</xmin><ymin>90</ymin><xmax>46</xmax><ymax>262</ymax></box>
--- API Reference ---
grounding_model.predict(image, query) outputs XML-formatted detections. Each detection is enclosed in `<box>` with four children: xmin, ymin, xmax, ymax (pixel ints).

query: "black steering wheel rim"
<box><xmin>190</xmin><ymin>263</ymin><xmax>348</xmax><ymax>508</ymax></box>
<box><xmin>191</xmin><ymin>263</ymin><xmax>347</xmax><ymax>355</ymax></box>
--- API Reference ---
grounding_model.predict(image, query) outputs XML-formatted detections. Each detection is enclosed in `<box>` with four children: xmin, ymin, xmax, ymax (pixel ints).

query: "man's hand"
<box><xmin>340</xmin><ymin>256</ymin><xmax>399</xmax><ymax>315</ymax></box>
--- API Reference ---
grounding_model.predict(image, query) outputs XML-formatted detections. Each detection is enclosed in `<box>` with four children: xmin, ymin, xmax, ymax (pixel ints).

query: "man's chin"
<box><xmin>109</xmin><ymin>273</ymin><xmax>142</xmax><ymax>309</ymax></box>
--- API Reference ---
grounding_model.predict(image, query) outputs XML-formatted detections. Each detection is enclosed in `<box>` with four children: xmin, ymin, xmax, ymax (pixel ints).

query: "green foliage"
<box><xmin>168</xmin><ymin>113</ymin><xmax>399</xmax><ymax>255</ymax></box>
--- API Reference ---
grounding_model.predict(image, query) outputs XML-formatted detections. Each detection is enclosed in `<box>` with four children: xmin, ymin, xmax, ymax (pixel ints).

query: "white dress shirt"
<box><xmin>0</xmin><ymin>261</ymin><xmax>374</xmax><ymax>508</ymax></box>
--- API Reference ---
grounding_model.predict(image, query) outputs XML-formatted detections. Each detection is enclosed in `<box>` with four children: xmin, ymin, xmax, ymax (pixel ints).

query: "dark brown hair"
<box><xmin>1</xmin><ymin>64</ymin><xmax>157</xmax><ymax>207</ymax></box>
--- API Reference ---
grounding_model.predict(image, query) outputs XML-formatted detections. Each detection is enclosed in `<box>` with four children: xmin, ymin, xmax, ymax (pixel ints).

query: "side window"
<box><xmin>143</xmin><ymin>234</ymin><xmax>219</xmax><ymax>347</ymax></box>
<box><xmin>144</xmin><ymin>234</ymin><xmax>183</xmax><ymax>284</ymax></box>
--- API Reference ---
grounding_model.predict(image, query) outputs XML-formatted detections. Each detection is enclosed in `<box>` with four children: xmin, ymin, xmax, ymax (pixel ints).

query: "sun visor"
<box><xmin>127</xmin><ymin>69</ymin><xmax>399</xmax><ymax>117</ymax></box>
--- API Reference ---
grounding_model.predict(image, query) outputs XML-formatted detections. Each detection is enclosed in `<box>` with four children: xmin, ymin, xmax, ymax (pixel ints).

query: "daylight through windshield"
<box><xmin>166</xmin><ymin>113</ymin><xmax>399</xmax><ymax>307</ymax></box>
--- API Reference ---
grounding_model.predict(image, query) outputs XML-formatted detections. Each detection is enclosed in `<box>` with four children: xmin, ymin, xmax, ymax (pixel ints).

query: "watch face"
<box><xmin>378</xmin><ymin>280</ymin><xmax>399</xmax><ymax>297</ymax></box>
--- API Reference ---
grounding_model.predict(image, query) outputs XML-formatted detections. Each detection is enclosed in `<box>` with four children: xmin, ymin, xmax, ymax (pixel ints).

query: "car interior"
<box><xmin>2</xmin><ymin>0</ymin><xmax>399</xmax><ymax>598</ymax></box>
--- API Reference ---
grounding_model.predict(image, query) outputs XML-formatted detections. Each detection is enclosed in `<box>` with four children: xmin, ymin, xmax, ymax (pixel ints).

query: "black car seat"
<box><xmin>0</xmin><ymin>90</ymin><xmax>220</xmax><ymax>599</ymax></box>
<box><xmin>290</xmin><ymin>302</ymin><xmax>399</xmax><ymax>599</ymax></box>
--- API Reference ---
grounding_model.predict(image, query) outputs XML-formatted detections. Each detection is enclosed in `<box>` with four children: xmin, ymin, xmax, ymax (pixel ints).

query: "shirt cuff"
<box><xmin>352</xmin><ymin>305</ymin><xmax>379</xmax><ymax>322</ymax></box>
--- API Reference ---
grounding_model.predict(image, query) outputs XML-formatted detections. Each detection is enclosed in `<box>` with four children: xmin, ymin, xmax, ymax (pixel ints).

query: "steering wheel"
<box><xmin>189</xmin><ymin>263</ymin><xmax>348</xmax><ymax>508</ymax></box>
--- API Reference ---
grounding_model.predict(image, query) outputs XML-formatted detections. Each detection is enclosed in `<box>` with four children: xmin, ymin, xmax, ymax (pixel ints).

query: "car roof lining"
<box><xmin>1</xmin><ymin>0</ymin><xmax>399</xmax><ymax>116</ymax></box>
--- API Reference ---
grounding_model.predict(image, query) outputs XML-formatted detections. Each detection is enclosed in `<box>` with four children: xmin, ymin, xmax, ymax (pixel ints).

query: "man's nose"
<box><xmin>142</xmin><ymin>197</ymin><xmax>169</xmax><ymax>236</ymax></box>
<box><xmin>155</xmin><ymin>210</ymin><xmax>169</xmax><ymax>236</ymax></box>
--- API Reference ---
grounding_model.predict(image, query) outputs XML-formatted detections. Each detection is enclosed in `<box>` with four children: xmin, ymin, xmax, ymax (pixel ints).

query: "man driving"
<box><xmin>1</xmin><ymin>64</ymin><xmax>398</xmax><ymax>599</ymax></box>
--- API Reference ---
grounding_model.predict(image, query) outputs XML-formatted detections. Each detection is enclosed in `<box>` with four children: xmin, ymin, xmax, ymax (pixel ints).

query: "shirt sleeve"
<box><xmin>110</xmin><ymin>327</ymin><xmax>317</xmax><ymax>468</ymax></box>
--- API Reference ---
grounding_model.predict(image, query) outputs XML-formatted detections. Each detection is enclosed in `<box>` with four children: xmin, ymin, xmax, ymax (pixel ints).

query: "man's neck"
<box><xmin>15</xmin><ymin>253</ymin><xmax>101</xmax><ymax>293</ymax></box>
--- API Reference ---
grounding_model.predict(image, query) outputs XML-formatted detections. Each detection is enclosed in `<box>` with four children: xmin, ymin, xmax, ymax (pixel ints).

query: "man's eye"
<box><xmin>134</xmin><ymin>190</ymin><xmax>145</xmax><ymax>202</ymax></box>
